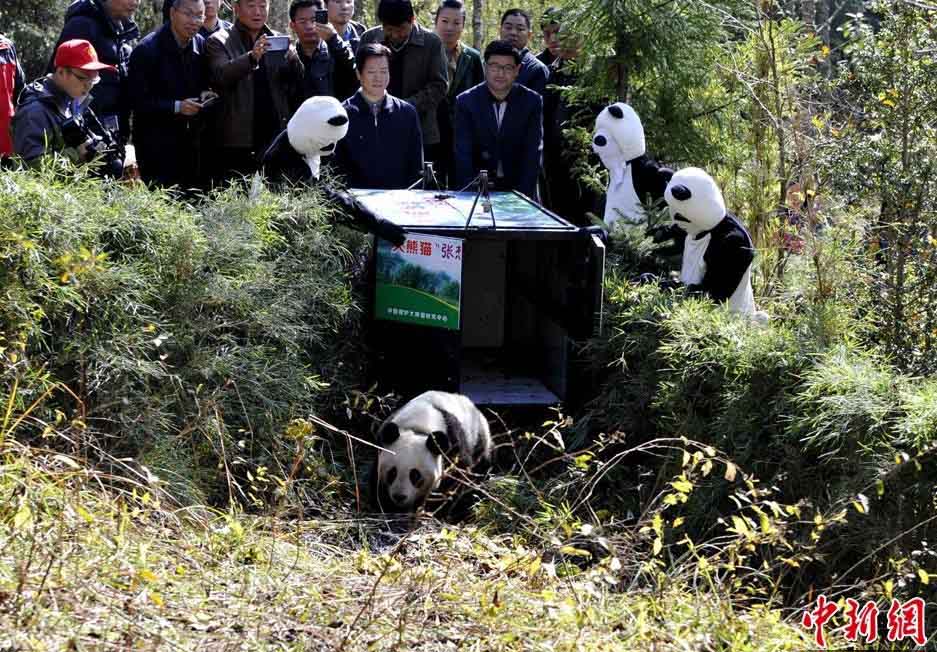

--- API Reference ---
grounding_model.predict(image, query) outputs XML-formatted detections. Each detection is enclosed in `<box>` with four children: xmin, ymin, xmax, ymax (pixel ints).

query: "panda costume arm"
<box><xmin>261</xmin><ymin>117</ymin><xmax>406</xmax><ymax>247</ymax></box>
<box><xmin>632</xmin><ymin>156</ymin><xmax>687</xmax><ymax>255</ymax></box>
<box><xmin>699</xmin><ymin>214</ymin><xmax>755</xmax><ymax>302</ymax></box>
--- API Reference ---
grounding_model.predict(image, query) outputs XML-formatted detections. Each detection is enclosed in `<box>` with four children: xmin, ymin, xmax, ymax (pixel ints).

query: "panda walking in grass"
<box><xmin>370</xmin><ymin>391</ymin><xmax>492</xmax><ymax>514</ymax></box>
<box><xmin>261</xmin><ymin>96</ymin><xmax>406</xmax><ymax>247</ymax></box>
<box><xmin>663</xmin><ymin>167</ymin><xmax>768</xmax><ymax>321</ymax></box>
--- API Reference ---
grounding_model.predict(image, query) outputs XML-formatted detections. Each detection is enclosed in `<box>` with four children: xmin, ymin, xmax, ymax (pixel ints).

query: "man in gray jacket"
<box><xmin>360</xmin><ymin>0</ymin><xmax>447</xmax><ymax>167</ymax></box>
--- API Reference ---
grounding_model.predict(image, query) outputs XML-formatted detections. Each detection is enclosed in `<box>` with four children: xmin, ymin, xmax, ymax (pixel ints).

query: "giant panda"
<box><xmin>261</xmin><ymin>96</ymin><xmax>405</xmax><ymax>246</ymax></box>
<box><xmin>663</xmin><ymin>167</ymin><xmax>767</xmax><ymax>320</ymax></box>
<box><xmin>370</xmin><ymin>391</ymin><xmax>492</xmax><ymax>513</ymax></box>
<box><xmin>591</xmin><ymin>103</ymin><xmax>675</xmax><ymax>229</ymax></box>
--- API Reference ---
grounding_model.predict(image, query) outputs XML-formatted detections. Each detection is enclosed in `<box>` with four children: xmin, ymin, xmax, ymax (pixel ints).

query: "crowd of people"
<box><xmin>0</xmin><ymin>0</ymin><xmax>590</xmax><ymax>221</ymax></box>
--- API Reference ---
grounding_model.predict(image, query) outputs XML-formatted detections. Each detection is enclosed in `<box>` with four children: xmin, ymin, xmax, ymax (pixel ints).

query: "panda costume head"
<box><xmin>286</xmin><ymin>96</ymin><xmax>350</xmax><ymax>179</ymax></box>
<box><xmin>663</xmin><ymin>167</ymin><xmax>767</xmax><ymax>321</ymax></box>
<box><xmin>664</xmin><ymin>167</ymin><xmax>727</xmax><ymax>237</ymax></box>
<box><xmin>592</xmin><ymin>103</ymin><xmax>673</xmax><ymax>227</ymax></box>
<box><xmin>592</xmin><ymin>103</ymin><xmax>646</xmax><ymax>172</ymax></box>
<box><xmin>373</xmin><ymin>391</ymin><xmax>492</xmax><ymax>512</ymax></box>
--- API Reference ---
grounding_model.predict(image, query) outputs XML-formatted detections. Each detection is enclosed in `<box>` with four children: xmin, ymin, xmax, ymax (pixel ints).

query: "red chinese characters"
<box><xmin>844</xmin><ymin>598</ymin><xmax>878</xmax><ymax>643</ymax></box>
<box><xmin>802</xmin><ymin>595</ymin><xmax>838</xmax><ymax>648</ymax></box>
<box><xmin>886</xmin><ymin>597</ymin><xmax>926</xmax><ymax>646</ymax></box>
<box><xmin>802</xmin><ymin>595</ymin><xmax>928</xmax><ymax>648</ymax></box>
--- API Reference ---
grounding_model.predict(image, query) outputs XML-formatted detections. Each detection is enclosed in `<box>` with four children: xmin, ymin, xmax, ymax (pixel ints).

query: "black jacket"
<box><xmin>128</xmin><ymin>24</ymin><xmax>214</xmax><ymax>188</ymax></box>
<box><xmin>50</xmin><ymin>0</ymin><xmax>139</xmax><ymax>140</ymax></box>
<box><xmin>695</xmin><ymin>213</ymin><xmax>755</xmax><ymax>302</ymax></box>
<box><xmin>296</xmin><ymin>35</ymin><xmax>358</xmax><ymax>102</ymax></box>
<box><xmin>261</xmin><ymin>129</ymin><xmax>405</xmax><ymax>245</ymax></box>
<box><xmin>454</xmin><ymin>82</ymin><xmax>543</xmax><ymax>198</ymax></box>
<box><xmin>516</xmin><ymin>49</ymin><xmax>549</xmax><ymax>96</ymax></box>
<box><xmin>335</xmin><ymin>91</ymin><xmax>424</xmax><ymax>189</ymax></box>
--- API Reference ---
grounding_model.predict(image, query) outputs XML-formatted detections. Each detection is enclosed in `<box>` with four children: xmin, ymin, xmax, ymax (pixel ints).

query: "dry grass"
<box><xmin>0</xmin><ymin>440</ymin><xmax>813</xmax><ymax>652</ymax></box>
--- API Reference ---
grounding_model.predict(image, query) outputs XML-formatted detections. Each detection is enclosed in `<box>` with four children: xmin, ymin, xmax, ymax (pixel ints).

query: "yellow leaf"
<box><xmin>652</xmin><ymin>538</ymin><xmax>663</xmax><ymax>556</ymax></box>
<box><xmin>138</xmin><ymin>569</ymin><xmax>158</xmax><ymax>583</ymax></box>
<box><xmin>671</xmin><ymin>479</ymin><xmax>693</xmax><ymax>493</ymax></box>
<box><xmin>701</xmin><ymin>460</ymin><xmax>713</xmax><ymax>477</ymax></box>
<box><xmin>724</xmin><ymin>462</ymin><xmax>737</xmax><ymax>482</ymax></box>
<box><xmin>731</xmin><ymin>516</ymin><xmax>751</xmax><ymax>536</ymax></box>
<box><xmin>559</xmin><ymin>546</ymin><xmax>592</xmax><ymax>558</ymax></box>
<box><xmin>884</xmin><ymin>579</ymin><xmax>894</xmax><ymax>599</ymax></box>
<box><xmin>149</xmin><ymin>591</ymin><xmax>164</xmax><ymax>607</ymax></box>
<box><xmin>682</xmin><ymin>450</ymin><xmax>690</xmax><ymax>467</ymax></box>
<box><xmin>652</xmin><ymin>513</ymin><xmax>663</xmax><ymax>535</ymax></box>
<box><xmin>673</xmin><ymin>517</ymin><xmax>685</xmax><ymax>529</ymax></box>
<box><xmin>852</xmin><ymin>493</ymin><xmax>869</xmax><ymax>514</ymax></box>
<box><xmin>704</xmin><ymin>446</ymin><xmax>716</xmax><ymax>457</ymax></box>
<box><xmin>13</xmin><ymin>504</ymin><xmax>32</xmax><ymax>530</ymax></box>
<box><xmin>821</xmin><ymin>45</ymin><xmax>830</xmax><ymax>57</ymax></box>
<box><xmin>918</xmin><ymin>569</ymin><xmax>930</xmax><ymax>585</ymax></box>
<box><xmin>76</xmin><ymin>505</ymin><xmax>94</xmax><ymax>524</ymax></box>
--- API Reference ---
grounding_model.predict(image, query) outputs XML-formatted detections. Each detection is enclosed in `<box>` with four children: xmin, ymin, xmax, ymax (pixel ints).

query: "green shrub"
<box><xmin>0</xmin><ymin>166</ymin><xmax>364</xmax><ymax>506</ymax></box>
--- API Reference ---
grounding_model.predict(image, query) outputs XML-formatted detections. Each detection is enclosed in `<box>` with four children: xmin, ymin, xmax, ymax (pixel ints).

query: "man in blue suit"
<box><xmin>453</xmin><ymin>40</ymin><xmax>542</xmax><ymax>198</ymax></box>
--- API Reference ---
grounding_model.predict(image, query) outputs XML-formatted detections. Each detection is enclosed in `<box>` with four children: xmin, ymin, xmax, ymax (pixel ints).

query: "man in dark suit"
<box><xmin>498</xmin><ymin>9</ymin><xmax>548</xmax><ymax>96</ymax></box>
<box><xmin>453</xmin><ymin>40</ymin><xmax>542</xmax><ymax>199</ymax></box>
<box><xmin>130</xmin><ymin>0</ymin><xmax>217</xmax><ymax>189</ymax></box>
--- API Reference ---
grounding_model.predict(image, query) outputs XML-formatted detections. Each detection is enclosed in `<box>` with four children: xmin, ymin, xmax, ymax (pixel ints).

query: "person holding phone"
<box><xmin>289</xmin><ymin>0</ymin><xmax>358</xmax><ymax>102</ymax></box>
<box><xmin>327</xmin><ymin>0</ymin><xmax>367</xmax><ymax>54</ymax></box>
<box><xmin>206</xmin><ymin>0</ymin><xmax>304</xmax><ymax>179</ymax></box>
<box><xmin>129</xmin><ymin>0</ymin><xmax>217</xmax><ymax>189</ymax></box>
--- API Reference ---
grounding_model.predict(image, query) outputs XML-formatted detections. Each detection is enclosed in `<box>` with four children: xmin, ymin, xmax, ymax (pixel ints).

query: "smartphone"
<box><xmin>198</xmin><ymin>95</ymin><xmax>220</xmax><ymax>110</ymax></box>
<box><xmin>315</xmin><ymin>9</ymin><xmax>329</xmax><ymax>23</ymax></box>
<box><xmin>266</xmin><ymin>35</ymin><xmax>290</xmax><ymax>52</ymax></box>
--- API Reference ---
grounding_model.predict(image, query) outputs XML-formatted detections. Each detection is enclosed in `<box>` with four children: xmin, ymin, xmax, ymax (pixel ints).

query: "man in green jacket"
<box><xmin>433</xmin><ymin>0</ymin><xmax>482</xmax><ymax>188</ymax></box>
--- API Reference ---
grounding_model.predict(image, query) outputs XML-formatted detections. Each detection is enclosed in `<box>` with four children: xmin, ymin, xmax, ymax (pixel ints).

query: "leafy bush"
<box><xmin>0</xmin><ymin>165</ymin><xmax>365</xmax><ymax>506</ymax></box>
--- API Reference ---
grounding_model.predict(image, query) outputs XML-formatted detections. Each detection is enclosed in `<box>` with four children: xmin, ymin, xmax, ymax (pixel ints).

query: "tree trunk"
<box><xmin>615</xmin><ymin>33</ymin><xmax>630</xmax><ymax>101</ymax></box>
<box><xmin>471</xmin><ymin>0</ymin><xmax>484</xmax><ymax>51</ymax></box>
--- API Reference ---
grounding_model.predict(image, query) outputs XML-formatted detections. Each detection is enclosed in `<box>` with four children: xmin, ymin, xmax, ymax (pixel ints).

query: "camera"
<box><xmin>60</xmin><ymin>112</ymin><xmax>124</xmax><ymax>176</ymax></box>
<box><xmin>315</xmin><ymin>9</ymin><xmax>329</xmax><ymax>23</ymax></box>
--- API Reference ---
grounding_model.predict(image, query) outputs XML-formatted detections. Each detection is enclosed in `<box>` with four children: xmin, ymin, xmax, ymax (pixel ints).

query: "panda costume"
<box><xmin>371</xmin><ymin>391</ymin><xmax>492</xmax><ymax>513</ymax></box>
<box><xmin>261</xmin><ymin>96</ymin><xmax>406</xmax><ymax>246</ymax></box>
<box><xmin>591</xmin><ymin>103</ymin><xmax>675</xmax><ymax>228</ymax></box>
<box><xmin>663</xmin><ymin>167</ymin><xmax>767</xmax><ymax>320</ymax></box>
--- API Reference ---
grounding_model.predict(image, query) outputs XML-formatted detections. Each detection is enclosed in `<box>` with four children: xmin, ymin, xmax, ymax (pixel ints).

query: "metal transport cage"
<box><xmin>352</xmin><ymin>185</ymin><xmax>605</xmax><ymax>406</ymax></box>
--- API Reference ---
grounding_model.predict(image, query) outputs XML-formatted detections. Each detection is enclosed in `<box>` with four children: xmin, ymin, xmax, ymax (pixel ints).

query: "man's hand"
<box><xmin>179</xmin><ymin>98</ymin><xmax>203</xmax><ymax>116</ymax></box>
<box><xmin>250</xmin><ymin>35</ymin><xmax>270</xmax><ymax>63</ymax></box>
<box><xmin>315</xmin><ymin>21</ymin><xmax>338</xmax><ymax>42</ymax></box>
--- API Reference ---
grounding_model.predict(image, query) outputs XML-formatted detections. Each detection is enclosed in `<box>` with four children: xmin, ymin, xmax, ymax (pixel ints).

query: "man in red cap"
<box><xmin>12</xmin><ymin>39</ymin><xmax>125</xmax><ymax>175</ymax></box>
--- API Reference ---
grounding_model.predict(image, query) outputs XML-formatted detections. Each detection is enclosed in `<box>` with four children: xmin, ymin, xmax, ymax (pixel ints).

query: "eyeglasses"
<box><xmin>487</xmin><ymin>64</ymin><xmax>516</xmax><ymax>74</ymax></box>
<box><xmin>69</xmin><ymin>69</ymin><xmax>101</xmax><ymax>86</ymax></box>
<box><xmin>175</xmin><ymin>7</ymin><xmax>206</xmax><ymax>22</ymax></box>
